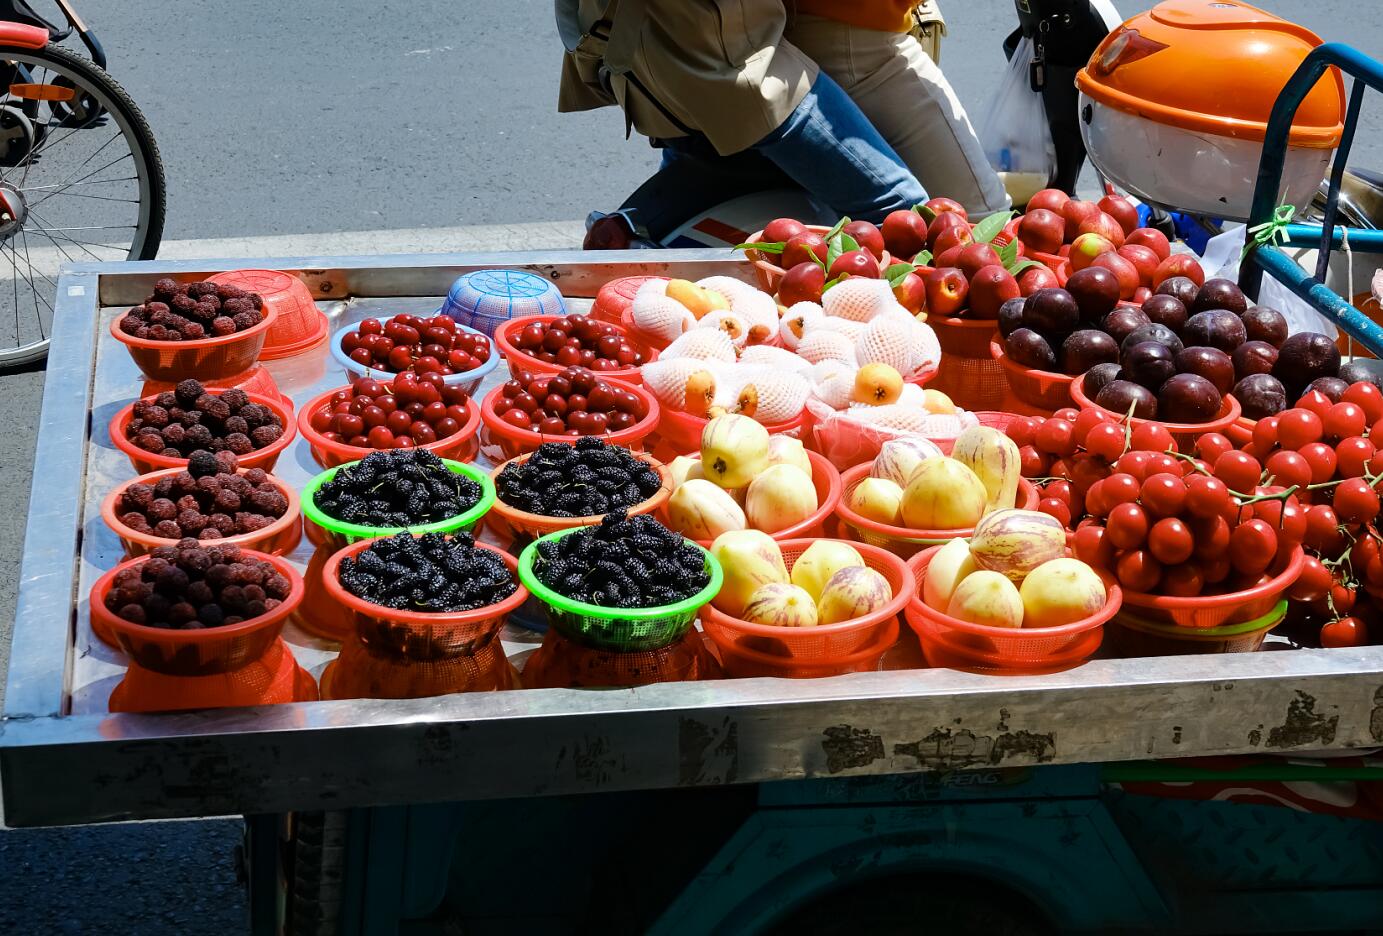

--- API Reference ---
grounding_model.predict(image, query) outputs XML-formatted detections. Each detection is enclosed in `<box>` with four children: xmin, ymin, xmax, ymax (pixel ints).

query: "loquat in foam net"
<box><xmin>822</xmin><ymin>278</ymin><xmax>895</xmax><ymax>322</ymax></box>
<box><xmin>660</xmin><ymin>327</ymin><xmax>738</xmax><ymax>362</ymax></box>
<box><xmin>696</xmin><ymin>275</ymin><xmax>759</xmax><ymax>307</ymax></box>
<box><xmin>641</xmin><ymin>358</ymin><xmax>721</xmax><ymax>411</ymax></box>
<box><xmin>813</xmin><ymin>367</ymin><xmax>860</xmax><ymax>410</ymax></box>
<box><xmin>854</xmin><ymin>316</ymin><xmax>915</xmax><ymax>376</ymax></box>
<box><xmin>729</xmin><ymin>367</ymin><xmax>812</xmax><ymax>424</ymax></box>
<box><xmin>631</xmin><ymin>288</ymin><xmax>696</xmax><ymax>342</ymax></box>
<box><xmin>796</xmin><ymin>329</ymin><xmax>857</xmax><ymax>365</ymax></box>
<box><xmin>698</xmin><ymin>310</ymin><xmax>751</xmax><ymax>348</ymax></box>
<box><xmin>739</xmin><ymin>344</ymin><xmax>814</xmax><ymax>374</ymax></box>
<box><xmin>811</xmin><ymin>316</ymin><xmax>867</xmax><ymax>340</ymax></box>
<box><xmin>778</xmin><ymin>301</ymin><xmax>823</xmax><ymax>350</ymax></box>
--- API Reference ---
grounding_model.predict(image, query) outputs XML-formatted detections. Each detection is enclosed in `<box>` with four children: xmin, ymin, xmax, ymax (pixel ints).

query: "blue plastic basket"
<box><xmin>330</xmin><ymin>322</ymin><xmax>501</xmax><ymax>398</ymax></box>
<box><xmin>438</xmin><ymin>269</ymin><xmax>567</xmax><ymax>337</ymax></box>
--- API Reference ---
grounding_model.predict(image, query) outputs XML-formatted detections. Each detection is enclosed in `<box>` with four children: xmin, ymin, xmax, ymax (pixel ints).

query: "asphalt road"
<box><xmin>1</xmin><ymin>0</ymin><xmax>1380</xmax><ymax>932</ymax></box>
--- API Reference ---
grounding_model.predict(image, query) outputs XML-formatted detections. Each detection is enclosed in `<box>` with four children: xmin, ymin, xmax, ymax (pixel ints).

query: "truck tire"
<box><xmin>763</xmin><ymin>873</ymin><xmax>1053</xmax><ymax>936</ymax></box>
<box><xmin>287</xmin><ymin>811</ymin><xmax>349</xmax><ymax>936</ymax></box>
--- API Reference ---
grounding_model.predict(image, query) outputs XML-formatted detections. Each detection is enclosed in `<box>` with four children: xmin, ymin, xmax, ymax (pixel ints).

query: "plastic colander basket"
<box><xmin>1117</xmin><ymin>547</ymin><xmax>1304</xmax><ymax>629</ymax></box>
<box><xmin>478</xmin><ymin>381</ymin><xmax>661</xmax><ymax>462</ymax></box>
<box><xmin>1108</xmin><ymin>600</ymin><xmax>1288</xmax><ymax>657</ymax></box>
<box><xmin>1070</xmin><ymin>373</ymin><xmax>1243</xmax><ymax>452</ymax></box>
<box><xmin>991</xmin><ymin>339</ymin><xmax>1075</xmax><ymax>412</ymax></box>
<box><xmin>648</xmin><ymin>407</ymin><xmax>805</xmax><ymax>463</ymax></box>
<box><xmin>518</xmin><ymin>527</ymin><xmax>723</xmax><ymax>652</ymax></box>
<box><xmin>593</xmin><ymin>276</ymin><xmax>664</xmax><ymax>325</ymax></box>
<box><xmin>208</xmin><ymin>269</ymin><xmax>329</xmax><ymax>360</ymax></box>
<box><xmin>835</xmin><ymin>463</ymin><xmax>1040</xmax><ymax>559</ymax></box>
<box><xmin>905</xmin><ymin>545</ymin><xmax>1121</xmax><ymax>675</ymax></box>
<box><xmin>319</xmin><ymin>537</ymin><xmax>526</xmax><ymax>699</ymax></box>
<box><xmin>330</xmin><ymin>322</ymin><xmax>500</xmax><ymax>398</ymax></box>
<box><xmin>924</xmin><ymin>314</ymin><xmax>1006</xmax><ymax>410</ymax></box>
<box><xmin>700</xmin><ymin>538</ymin><xmax>910</xmax><ymax>678</ymax></box>
<box><xmin>488</xmin><ymin>452</ymin><xmax>673</xmax><ymax>544</ymax></box>
<box><xmin>493</xmin><ymin>314</ymin><xmax>659</xmax><ymax>386</ymax></box>
<box><xmin>139</xmin><ymin>365</ymin><xmax>288</xmax><ymax>410</ymax></box>
<box><xmin>108</xmin><ymin>637</ymin><xmax>317</xmax><ymax>713</ymax></box>
<box><xmin>438</xmin><ymin>269</ymin><xmax>568</xmax><ymax>337</ymax></box>
<box><xmin>109</xmin><ymin>390</ymin><xmax>297</xmax><ymax>475</ymax></box>
<box><xmin>100</xmin><ymin>467</ymin><xmax>303</xmax><ymax>558</ymax></box>
<box><xmin>296</xmin><ymin>383</ymin><xmax>482</xmax><ymax>470</ymax></box>
<box><xmin>110</xmin><ymin>302</ymin><xmax>278</xmax><ymax>383</ymax></box>
<box><xmin>521</xmin><ymin>627</ymin><xmax>720</xmax><ymax>688</ymax></box>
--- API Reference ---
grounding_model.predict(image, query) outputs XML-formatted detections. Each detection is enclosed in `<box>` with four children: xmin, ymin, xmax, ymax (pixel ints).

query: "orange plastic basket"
<box><xmin>297</xmin><ymin>543</ymin><xmax>349</xmax><ymax>641</ymax></box>
<box><xmin>321</xmin><ymin>628</ymin><xmax>519</xmax><ymax>699</ymax></box>
<box><xmin>1106</xmin><ymin>600</ymin><xmax>1287</xmax><ymax>657</ymax></box>
<box><xmin>110</xmin><ymin>390</ymin><xmax>297</xmax><ymax>475</ymax></box>
<box><xmin>926</xmin><ymin>315</ymin><xmax>1007</xmax><ymax>410</ymax></box>
<box><xmin>657</xmin><ymin>449</ymin><xmax>841</xmax><ymax>547</ymax></box>
<box><xmin>742</xmin><ymin>225</ymin><xmax>891</xmax><ymax>295</ymax></box>
<box><xmin>139</xmin><ymin>364</ymin><xmax>287</xmax><ymax>409</ymax></box>
<box><xmin>1226</xmin><ymin>415</ymin><xmax>1256</xmax><ymax>447</ymax></box>
<box><xmin>905</xmin><ymin>545</ymin><xmax>1121</xmax><ymax>675</ymax></box>
<box><xmin>109</xmin><ymin>637</ymin><xmax>318</xmax><ymax>713</ymax></box>
<box><xmin>208</xmin><ymin>269</ymin><xmax>329</xmax><ymax>360</ymax></box>
<box><xmin>648</xmin><ymin>407</ymin><xmax>805</xmax><ymax>464</ymax></box>
<box><xmin>319</xmin><ymin>537</ymin><xmax>528</xmax><ymax>699</ymax></box>
<box><xmin>295</xmin><ymin>384</ymin><xmax>481</xmax><ymax>470</ymax></box>
<box><xmin>991</xmin><ymin>339</ymin><xmax>1075</xmax><ymax>412</ymax></box>
<box><xmin>110</xmin><ymin>300</ymin><xmax>278</xmax><ymax>382</ymax></box>
<box><xmin>100</xmin><ymin>466</ymin><xmax>302</xmax><ymax>558</ymax></box>
<box><xmin>1070</xmin><ymin>373</ymin><xmax>1243</xmax><ymax>452</ymax></box>
<box><xmin>593</xmin><ymin>275</ymin><xmax>664</xmax><ymax>325</ymax></box>
<box><xmin>1028</xmin><ymin>250</ymin><xmax>1072</xmax><ymax>285</ymax></box>
<box><xmin>1118</xmin><ymin>546</ymin><xmax>1304</xmax><ymax>629</ymax></box>
<box><xmin>488</xmin><ymin>451</ymin><xmax>672</xmax><ymax>544</ymax></box>
<box><xmin>494</xmin><ymin>314</ymin><xmax>658</xmax><ymax>386</ymax></box>
<box><xmin>835</xmin><ymin>463</ymin><xmax>1040</xmax><ymax>559</ymax></box>
<box><xmin>699</xmin><ymin>538</ymin><xmax>910</xmax><ymax>678</ymax></box>
<box><xmin>91</xmin><ymin>549</ymin><xmax>305</xmax><ymax>675</ymax></box>
<box><xmin>522</xmin><ymin>627</ymin><xmax>720</xmax><ymax>688</ymax></box>
<box><xmin>478</xmin><ymin>381</ymin><xmax>660</xmax><ymax>462</ymax></box>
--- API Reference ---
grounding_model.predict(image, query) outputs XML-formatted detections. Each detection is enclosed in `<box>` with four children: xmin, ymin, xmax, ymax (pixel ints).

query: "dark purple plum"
<box><xmin>1083</xmin><ymin>362</ymin><xmax>1122</xmax><ymax>398</ymax></box>
<box><xmin>1234</xmin><ymin>373</ymin><xmax>1288</xmax><ymax>419</ymax></box>
<box><xmin>1140</xmin><ymin>294</ymin><xmax>1188</xmax><ymax>334</ymax></box>
<box><xmin>1191</xmin><ymin>278</ymin><xmax>1249</xmax><ymax>316</ymax></box>
<box><xmin>1065</xmin><ymin>267</ymin><xmax>1121</xmax><ymax>322</ymax></box>
<box><xmin>1060</xmin><ymin>329</ymin><xmax>1120</xmax><ymax>375</ymax></box>
<box><xmin>1231</xmin><ymin>340</ymin><xmax>1278</xmax><ymax>381</ymax></box>
<box><xmin>1102</xmin><ymin>307</ymin><xmax>1151</xmax><ymax>346</ymax></box>
<box><xmin>1120</xmin><ymin>323</ymin><xmax>1183</xmax><ymax>358</ymax></box>
<box><xmin>1159</xmin><ymin>373</ymin><xmax>1222</xmax><ymax>423</ymax></box>
<box><xmin>1095</xmin><ymin>379</ymin><xmax>1157</xmax><ymax>419</ymax></box>
<box><xmin>1241</xmin><ymin>306</ymin><xmax>1289</xmax><ymax>348</ymax></box>
<box><xmin>1021</xmin><ymin>288</ymin><xmax>1081</xmax><ymax>337</ymax></box>
<box><xmin>1006</xmin><ymin>328</ymin><xmax>1057</xmax><ymax>370</ymax></box>
<box><xmin>1182</xmin><ymin>310</ymin><xmax>1247</xmax><ymax>354</ymax></box>
<box><xmin>1340</xmin><ymin>358</ymin><xmax>1383</xmax><ymax>390</ymax></box>
<box><xmin>1273</xmin><ymin>332</ymin><xmax>1340</xmax><ymax>396</ymax></box>
<box><xmin>998</xmin><ymin>297</ymin><xmax>1027</xmax><ymax>338</ymax></box>
<box><xmin>1174</xmin><ymin>346</ymin><xmax>1235</xmax><ymax>395</ymax></box>
<box><xmin>1156</xmin><ymin>276</ymin><xmax>1200</xmax><ymax>308</ymax></box>
<box><xmin>1307</xmin><ymin>376</ymin><xmax>1350</xmax><ymax>402</ymax></box>
<box><xmin>1122</xmin><ymin>340</ymin><xmax>1177</xmax><ymax>391</ymax></box>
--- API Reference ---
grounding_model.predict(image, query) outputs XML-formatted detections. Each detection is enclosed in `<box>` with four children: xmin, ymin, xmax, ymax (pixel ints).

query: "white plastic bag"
<box><xmin>978</xmin><ymin>37</ymin><xmax>1057</xmax><ymax>185</ymax></box>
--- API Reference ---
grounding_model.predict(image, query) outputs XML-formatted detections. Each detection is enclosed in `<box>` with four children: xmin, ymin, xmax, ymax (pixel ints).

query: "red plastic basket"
<box><xmin>1106</xmin><ymin>600</ymin><xmax>1287</xmax><ymax>656</ymax></box>
<box><xmin>108</xmin><ymin>637</ymin><xmax>317</xmax><ymax>713</ymax></box>
<box><xmin>100</xmin><ymin>466</ymin><xmax>302</xmax><ymax>558</ymax></box>
<box><xmin>297</xmin><ymin>543</ymin><xmax>348</xmax><ymax>641</ymax></box>
<box><xmin>926</xmin><ymin>315</ymin><xmax>1007</xmax><ymax>410</ymax></box>
<box><xmin>295</xmin><ymin>383</ymin><xmax>481</xmax><ymax>470</ymax></box>
<box><xmin>208</xmin><ymin>269</ymin><xmax>329</xmax><ymax>360</ymax></box>
<box><xmin>699</xmin><ymin>538</ymin><xmax>910</xmax><ymax>678</ymax></box>
<box><xmin>494</xmin><ymin>314</ymin><xmax>658</xmax><ymax>385</ymax></box>
<box><xmin>593</xmin><ymin>275</ymin><xmax>664</xmax><ymax>325</ymax></box>
<box><xmin>990</xmin><ymin>339</ymin><xmax>1075</xmax><ymax>412</ymax></box>
<box><xmin>1070</xmin><ymin>373</ymin><xmax>1242</xmax><ymax>452</ymax></box>
<box><xmin>522</xmin><ymin>627</ymin><xmax>720</xmax><ymax>688</ymax></box>
<box><xmin>321</xmin><ymin>627</ymin><xmax>519</xmax><ymax>699</ymax></box>
<box><xmin>648</xmin><ymin>407</ymin><xmax>806</xmax><ymax>464</ymax></box>
<box><xmin>91</xmin><ymin>549</ymin><xmax>305</xmax><ymax>675</ymax></box>
<box><xmin>110</xmin><ymin>390</ymin><xmax>297</xmax><ymax>475</ymax></box>
<box><xmin>1028</xmin><ymin>250</ymin><xmax>1072</xmax><ymax>285</ymax></box>
<box><xmin>488</xmin><ymin>452</ymin><xmax>672</xmax><ymax>544</ymax></box>
<box><xmin>658</xmin><ymin>449</ymin><xmax>842</xmax><ymax>547</ymax></box>
<box><xmin>835</xmin><ymin>463</ymin><xmax>1040</xmax><ymax>559</ymax></box>
<box><xmin>905</xmin><ymin>545</ymin><xmax>1121</xmax><ymax>675</ymax></box>
<box><xmin>478</xmin><ymin>381</ymin><xmax>660</xmax><ymax>462</ymax></box>
<box><xmin>1117</xmin><ymin>546</ymin><xmax>1304</xmax><ymax>629</ymax></box>
<box><xmin>110</xmin><ymin>301</ymin><xmax>278</xmax><ymax>382</ymax></box>
<box><xmin>139</xmin><ymin>364</ymin><xmax>287</xmax><ymax>409</ymax></box>
<box><xmin>319</xmin><ymin>537</ymin><xmax>528</xmax><ymax>699</ymax></box>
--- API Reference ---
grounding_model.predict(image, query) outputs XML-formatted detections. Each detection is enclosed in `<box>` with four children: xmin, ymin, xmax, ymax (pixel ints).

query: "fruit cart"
<box><xmin>2</xmin><ymin>243</ymin><xmax>1382</xmax><ymax>935</ymax></box>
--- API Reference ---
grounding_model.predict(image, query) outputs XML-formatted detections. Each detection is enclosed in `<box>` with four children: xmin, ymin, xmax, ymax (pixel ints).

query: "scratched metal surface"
<box><xmin>3</xmin><ymin>251</ymin><xmax>1383</xmax><ymax>829</ymax></box>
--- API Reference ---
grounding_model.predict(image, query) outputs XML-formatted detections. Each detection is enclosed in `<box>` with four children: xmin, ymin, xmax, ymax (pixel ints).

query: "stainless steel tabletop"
<box><xmin>3</xmin><ymin>249</ymin><xmax>1382</xmax><ymax>829</ymax></box>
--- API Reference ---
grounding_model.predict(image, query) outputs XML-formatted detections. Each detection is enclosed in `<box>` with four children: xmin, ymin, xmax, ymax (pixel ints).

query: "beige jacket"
<box><xmin>557</xmin><ymin>0</ymin><xmax>818</xmax><ymax>155</ymax></box>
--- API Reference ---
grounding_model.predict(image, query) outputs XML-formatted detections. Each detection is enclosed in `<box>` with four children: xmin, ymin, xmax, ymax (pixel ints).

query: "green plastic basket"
<box><xmin>517</xmin><ymin>526</ymin><xmax>723</xmax><ymax>652</ymax></box>
<box><xmin>302</xmin><ymin>457</ymin><xmax>495</xmax><ymax>546</ymax></box>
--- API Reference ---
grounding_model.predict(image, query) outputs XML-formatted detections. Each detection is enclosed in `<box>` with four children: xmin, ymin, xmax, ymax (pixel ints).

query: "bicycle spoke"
<box><xmin>18</xmin><ymin>226</ymin><xmax>57</xmax><ymax>291</ymax></box>
<box><xmin>22</xmin><ymin>152</ymin><xmax>133</xmax><ymax>196</ymax></box>
<box><xmin>27</xmin><ymin>211</ymin><xmax>112</xmax><ymax>261</ymax></box>
<box><xmin>23</xmin><ymin>229</ymin><xmax>44</xmax><ymax>340</ymax></box>
<box><xmin>25</xmin><ymin>138</ymin><xmax>128</xmax><ymax>211</ymax></box>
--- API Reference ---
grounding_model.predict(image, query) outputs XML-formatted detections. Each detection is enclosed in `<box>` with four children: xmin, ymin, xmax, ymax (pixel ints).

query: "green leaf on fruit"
<box><xmin>885</xmin><ymin>262</ymin><xmax>916</xmax><ymax>287</ymax></box>
<box><xmin>914</xmin><ymin>203</ymin><xmax>936</xmax><ymax>223</ymax></box>
<box><xmin>825</xmin><ymin>216</ymin><xmax>849</xmax><ymax>240</ymax></box>
<box><xmin>826</xmin><ymin>234</ymin><xmax>843</xmax><ymax>268</ymax></box>
<box><xmin>996</xmin><ymin>238</ymin><xmax>1018</xmax><ymax>266</ymax></box>
<box><xmin>911</xmin><ymin>249</ymin><xmax>933</xmax><ymax>267</ymax></box>
<box><xmin>971</xmin><ymin>210</ymin><xmax>1015</xmax><ymax>245</ymax></box>
<box><xmin>839</xmin><ymin>232</ymin><xmax>860</xmax><ymax>254</ymax></box>
<box><xmin>734</xmin><ymin>240</ymin><xmax>785</xmax><ymax>254</ymax></box>
<box><xmin>1006</xmin><ymin>258</ymin><xmax>1045</xmax><ymax>276</ymax></box>
<box><xmin>822</xmin><ymin>274</ymin><xmax>846</xmax><ymax>293</ymax></box>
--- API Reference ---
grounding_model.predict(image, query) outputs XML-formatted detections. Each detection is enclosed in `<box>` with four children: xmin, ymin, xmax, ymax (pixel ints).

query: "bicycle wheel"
<box><xmin>0</xmin><ymin>41</ymin><xmax>164</xmax><ymax>368</ymax></box>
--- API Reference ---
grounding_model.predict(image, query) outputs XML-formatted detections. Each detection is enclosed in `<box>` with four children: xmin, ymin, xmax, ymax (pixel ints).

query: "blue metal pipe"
<box><xmin>1255</xmin><ymin>244</ymin><xmax>1383</xmax><ymax>356</ymax></box>
<box><xmin>1281</xmin><ymin>223</ymin><xmax>1383</xmax><ymax>251</ymax></box>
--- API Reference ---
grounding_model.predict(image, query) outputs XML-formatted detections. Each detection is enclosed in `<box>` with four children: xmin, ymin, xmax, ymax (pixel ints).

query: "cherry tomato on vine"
<box><xmin>1140</xmin><ymin>473</ymin><xmax>1186</xmax><ymax>517</ymax></box>
<box><xmin>1190</xmin><ymin>514</ymin><xmax>1231</xmax><ymax>560</ymax></box>
<box><xmin>1334</xmin><ymin>436</ymin><xmax>1375</xmax><ymax>479</ymax></box>
<box><xmin>1044</xmin><ymin>479</ymin><xmax>1074</xmax><ymax>506</ymax></box>
<box><xmin>1334</xmin><ymin>478</ymin><xmax>1381</xmax><ymax>525</ymax></box>
<box><xmin>1131</xmin><ymin>422</ymin><xmax>1176</xmax><ymax>454</ymax></box>
<box><xmin>1325</xmin><ymin>402</ymin><xmax>1368</xmax><ymax>441</ymax></box>
<box><xmin>1213</xmin><ymin>450</ymin><xmax>1262</xmax><ymax>494</ymax></box>
<box><xmin>1297</xmin><ymin>389</ymin><xmax>1333</xmax><ymax>419</ymax></box>
<box><xmin>1073</xmin><ymin>408</ymin><xmax>1110</xmax><ymax>444</ymax></box>
<box><xmin>1275</xmin><ymin>408</ymin><xmax>1324</xmax><ymax>449</ymax></box>
<box><xmin>1084</xmin><ymin>421</ymin><xmax>1126</xmax><ymax>462</ymax></box>
<box><xmin>1144</xmin><ymin>453</ymin><xmax>1184</xmax><ymax>477</ymax></box>
<box><xmin>1252</xmin><ymin>415</ymin><xmax>1280</xmax><ymax>452</ymax></box>
<box><xmin>1049</xmin><ymin>458</ymin><xmax>1071</xmax><ymax>479</ymax></box>
<box><xmin>1343</xmin><ymin>381</ymin><xmax>1383</xmax><ymax>423</ymax></box>
<box><xmin>1264</xmin><ymin>450</ymin><xmax>1311</xmax><ymax>490</ymax></box>
<box><xmin>1053</xmin><ymin>407</ymin><xmax>1079</xmax><ymax>421</ymax></box>
<box><xmin>1038</xmin><ymin>497</ymin><xmax>1072</xmax><ymax>527</ymax></box>
<box><xmin>1006</xmin><ymin>416</ymin><xmax>1039</xmax><ymax>447</ymax></box>
<box><xmin>1036</xmin><ymin>418</ymin><xmax>1078</xmax><ymax>457</ymax></box>
<box><xmin>1073</xmin><ymin>524</ymin><xmax>1113</xmax><ymax>569</ymax></box>
<box><xmin>1161</xmin><ymin>563</ymin><xmax>1205</xmax><ymax>597</ymax></box>
<box><xmin>1298</xmin><ymin>441</ymin><xmax>1337</xmax><ymax>484</ymax></box>
<box><xmin>1185</xmin><ymin>474</ymin><xmax>1232</xmax><ymax>519</ymax></box>
<box><xmin>1116</xmin><ymin>549</ymin><xmax>1162</xmax><ymax>592</ymax></box>
<box><xmin>1251</xmin><ymin>495</ymin><xmax>1307</xmax><ymax>547</ymax></box>
<box><xmin>1321</xmin><ymin>616</ymin><xmax>1370</xmax><ymax>648</ymax></box>
<box><xmin>1018</xmin><ymin>445</ymin><xmax>1047</xmax><ymax>477</ymax></box>
<box><xmin>1107</xmin><ymin>502</ymin><xmax>1150</xmax><ymax>550</ymax></box>
<box><xmin>1148</xmin><ymin>517</ymin><xmax>1194</xmax><ymax>564</ymax></box>
<box><xmin>1102</xmin><ymin>473</ymin><xmax>1142</xmax><ymax>508</ymax></box>
<box><xmin>1196</xmin><ymin>432</ymin><xmax>1233</xmax><ymax>464</ymax></box>
<box><xmin>1084</xmin><ymin>480</ymin><xmax>1111</xmax><ymax>518</ymax></box>
<box><xmin>1304</xmin><ymin>504</ymin><xmax>1346</xmax><ymax>556</ymax></box>
<box><xmin>1202</xmin><ymin>556</ymin><xmax>1232</xmax><ymax>584</ymax></box>
<box><xmin>1288</xmin><ymin>555</ymin><xmax>1333</xmax><ymax>602</ymax></box>
<box><xmin>1330</xmin><ymin>583</ymin><xmax>1357</xmax><ymax>615</ymax></box>
<box><xmin>1229</xmin><ymin>519</ymin><xmax>1277</xmax><ymax>576</ymax></box>
<box><xmin>1115</xmin><ymin>451</ymin><xmax>1153</xmax><ymax>480</ymax></box>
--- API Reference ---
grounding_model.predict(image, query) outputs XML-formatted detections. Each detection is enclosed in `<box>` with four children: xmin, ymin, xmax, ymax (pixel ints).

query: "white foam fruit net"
<box><xmin>728</xmin><ymin>368</ymin><xmax>812</xmax><ymax>424</ymax></box>
<box><xmin>739</xmin><ymin>344</ymin><xmax>814</xmax><ymax>374</ymax></box>
<box><xmin>854</xmin><ymin>316</ymin><xmax>915</xmax><ymax>375</ymax></box>
<box><xmin>822</xmin><ymin>278</ymin><xmax>895</xmax><ymax>322</ymax></box>
<box><xmin>631</xmin><ymin>286</ymin><xmax>695</xmax><ymax>341</ymax></box>
<box><xmin>778</xmin><ymin>301</ymin><xmax>823</xmax><ymax>349</ymax></box>
<box><xmin>699</xmin><ymin>310</ymin><xmax>751</xmax><ymax>348</ymax></box>
<box><xmin>660</xmin><ymin>327</ymin><xmax>738</xmax><ymax>362</ymax></box>
<box><xmin>796</xmin><ymin>329</ymin><xmax>857</xmax><ymax>365</ymax></box>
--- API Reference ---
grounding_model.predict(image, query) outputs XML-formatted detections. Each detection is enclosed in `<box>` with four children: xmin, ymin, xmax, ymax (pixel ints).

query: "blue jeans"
<box><xmin>620</xmin><ymin>71</ymin><xmax>927</xmax><ymax>242</ymax></box>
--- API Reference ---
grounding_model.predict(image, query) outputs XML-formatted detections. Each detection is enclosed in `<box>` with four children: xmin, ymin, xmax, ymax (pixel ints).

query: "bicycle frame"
<box><xmin>1241</xmin><ymin>42</ymin><xmax>1383</xmax><ymax>356</ymax></box>
<box><xmin>0</xmin><ymin>0</ymin><xmax>104</xmax><ymax>65</ymax></box>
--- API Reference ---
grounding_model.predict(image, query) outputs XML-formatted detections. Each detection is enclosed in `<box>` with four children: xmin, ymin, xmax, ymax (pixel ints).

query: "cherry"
<box><xmin>366</xmin><ymin>426</ymin><xmax>394</xmax><ymax>449</ymax></box>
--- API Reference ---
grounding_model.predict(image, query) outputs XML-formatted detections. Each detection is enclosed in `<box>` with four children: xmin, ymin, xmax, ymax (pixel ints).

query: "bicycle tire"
<box><xmin>0</xmin><ymin>41</ymin><xmax>165</xmax><ymax>368</ymax></box>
